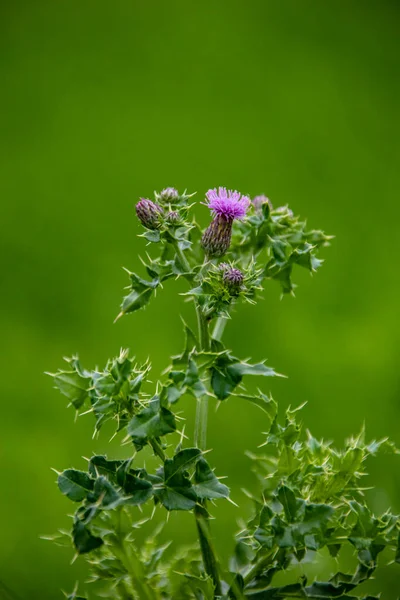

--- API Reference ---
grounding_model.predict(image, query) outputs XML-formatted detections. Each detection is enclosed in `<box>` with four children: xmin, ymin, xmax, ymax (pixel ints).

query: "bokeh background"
<box><xmin>1</xmin><ymin>0</ymin><xmax>400</xmax><ymax>597</ymax></box>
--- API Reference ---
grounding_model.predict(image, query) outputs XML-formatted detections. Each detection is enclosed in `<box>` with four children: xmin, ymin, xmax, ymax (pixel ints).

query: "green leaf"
<box><xmin>143</xmin><ymin>229</ymin><xmax>161</xmax><ymax>243</ymax></box>
<box><xmin>193</xmin><ymin>457</ymin><xmax>229</xmax><ymax>500</ymax></box>
<box><xmin>116</xmin><ymin>461</ymin><xmax>153</xmax><ymax>505</ymax></box>
<box><xmin>72</xmin><ymin>520</ymin><xmax>103</xmax><ymax>554</ymax></box>
<box><xmin>91</xmin><ymin>476</ymin><xmax>122</xmax><ymax>509</ymax></box>
<box><xmin>184</xmin><ymin>574</ymin><xmax>215</xmax><ymax>600</ymax></box>
<box><xmin>164</xmin><ymin>448</ymin><xmax>202</xmax><ymax>483</ymax></box>
<box><xmin>211</xmin><ymin>354</ymin><xmax>279</xmax><ymax>400</ymax></box>
<box><xmin>156</xmin><ymin>448</ymin><xmax>201</xmax><ymax>511</ymax></box>
<box><xmin>277</xmin><ymin>484</ymin><xmax>305</xmax><ymax>522</ymax></box>
<box><xmin>171</xmin><ymin>323</ymin><xmax>198</xmax><ymax>370</ymax></box>
<box><xmin>184</xmin><ymin>358</ymin><xmax>208</xmax><ymax>398</ymax></box>
<box><xmin>234</xmin><ymin>392</ymin><xmax>277</xmax><ymax>422</ymax></box>
<box><xmin>88</xmin><ymin>455</ymin><xmax>124</xmax><ymax>479</ymax></box>
<box><xmin>230</xmin><ymin>361</ymin><xmax>278</xmax><ymax>378</ymax></box>
<box><xmin>156</xmin><ymin>484</ymin><xmax>197</xmax><ymax>511</ymax></box>
<box><xmin>52</xmin><ymin>367</ymin><xmax>90</xmax><ymax>409</ymax></box>
<box><xmin>58</xmin><ymin>469</ymin><xmax>94</xmax><ymax>502</ymax></box>
<box><xmin>116</xmin><ymin>271</ymin><xmax>159</xmax><ymax>319</ymax></box>
<box><xmin>127</xmin><ymin>396</ymin><xmax>176</xmax><ymax>441</ymax></box>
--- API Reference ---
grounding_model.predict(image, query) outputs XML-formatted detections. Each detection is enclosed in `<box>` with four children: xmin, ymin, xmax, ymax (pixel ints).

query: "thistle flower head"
<box><xmin>223</xmin><ymin>267</ymin><xmax>244</xmax><ymax>294</ymax></box>
<box><xmin>205</xmin><ymin>187</ymin><xmax>250</xmax><ymax>221</ymax></box>
<box><xmin>159</xmin><ymin>187</ymin><xmax>179</xmax><ymax>201</ymax></box>
<box><xmin>135</xmin><ymin>198</ymin><xmax>163</xmax><ymax>230</ymax></box>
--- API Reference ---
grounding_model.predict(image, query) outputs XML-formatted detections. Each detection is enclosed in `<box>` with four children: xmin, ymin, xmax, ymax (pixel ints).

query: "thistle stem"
<box><xmin>171</xmin><ymin>238</ymin><xmax>192</xmax><ymax>281</ymax></box>
<box><xmin>193</xmin><ymin>304</ymin><xmax>221</xmax><ymax>597</ymax></box>
<box><xmin>150</xmin><ymin>438</ymin><xmax>166</xmax><ymax>462</ymax></box>
<box><xmin>194</xmin><ymin>394</ymin><xmax>208</xmax><ymax>450</ymax></box>
<box><xmin>196</xmin><ymin>304</ymin><xmax>210</xmax><ymax>351</ymax></box>
<box><xmin>243</xmin><ymin>550</ymin><xmax>275</xmax><ymax>586</ymax></box>
<box><xmin>112</xmin><ymin>510</ymin><xmax>156</xmax><ymax>600</ymax></box>
<box><xmin>212</xmin><ymin>315</ymin><xmax>227</xmax><ymax>341</ymax></box>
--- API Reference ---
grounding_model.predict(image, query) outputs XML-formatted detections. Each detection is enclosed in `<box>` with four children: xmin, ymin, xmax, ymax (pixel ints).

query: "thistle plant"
<box><xmin>48</xmin><ymin>186</ymin><xmax>400</xmax><ymax>599</ymax></box>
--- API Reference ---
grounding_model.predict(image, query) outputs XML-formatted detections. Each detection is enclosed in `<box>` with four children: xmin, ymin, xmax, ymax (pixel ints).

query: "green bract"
<box><xmin>47</xmin><ymin>188</ymin><xmax>399</xmax><ymax>600</ymax></box>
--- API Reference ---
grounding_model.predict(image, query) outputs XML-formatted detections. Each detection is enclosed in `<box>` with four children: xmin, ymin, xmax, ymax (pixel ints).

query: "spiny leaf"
<box><xmin>156</xmin><ymin>448</ymin><xmax>201</xmax><ymax>511</ymax></box>
<box><xmin>51</xmin><ymin>366</ymin><xmax>90</xmax><ymax>409</ymax></box>
<box><xmin>127</xmin><ymin>396</ymin><xmax>176</xmax><ymax>441</ymax></box>
<box><xmin>193</xmin><ymin>457</ymin><xmax>229</xmax><ymax>500</ymax></box>
<box><xmin>72</xmin><ymin>520</ymin><xmax>103</xmax><ymax>554</ymax></box>
<box><xmin>115</xmin><ymin>270</ymin><xmax>159</xmax><ymax>320</ymax></box>
<box><xmin>58</xmin><ymin>469</ymin><xmax>94</xmax><ymax>502</ymax></box>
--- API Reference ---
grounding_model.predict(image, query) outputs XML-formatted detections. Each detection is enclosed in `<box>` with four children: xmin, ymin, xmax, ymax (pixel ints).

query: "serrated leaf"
<box><xmin>235</xmin><ymin>392</ymin><xmax>277</xmax><ymax>422</ymax></box>
<box><xmin>127</xmin><ymin>396</ymin><xmax>176</xmax><ymax>441</ymax></box>
<box><xmin>116</xmin><ymin>271</ymin><xmax>159</xmax><ymax>319</ymax></box>
<box><xmin>164</xmin><ymin>448</ymin><xmax>202</xmax><ymax>483</ymax></box>
<box><xmin>52</xmin><ymin>369</ymin><xmax>90</xmax><ymax>409</ymax></box>
<box><xmin>88</xmin><ymin>456</ymin><xmax>124</xmax><ymax>479</ymax></box>
<box><xmin>184</xmin><ymin>574</ymin><xmax>215</xmax><ymax>600</ymax></box>
<box><xmin>193</xmin><ymin>457</ymin><xmax>229</xmax><ymax>500</ymax></box>
<box><xmin>58</xmin><ymin>469</ymin><xmax>94</xmax><ymax>502</ymax></box>
<box><xmin>156</xmin><ymin>448</ymin><xmax>201</xmax><ymax>511</ymax></box>
<box><xmin>91</xmin><ymin>476</ymin><xmax>122</xmax><ymax>509</ymax></box>
<box><xmin>143</xmin><ymin>229</ymin><xmax>161</xmax><ymax>243</ymax></box>
<box><xmin>211</xmin><ymin>354</ymin><xmax>278</xmax><ymax>400</ymax></box>
<box><xmin>230</xmin><ymin>361</ymin><xmax>278</xmax><ymax>378</ymax></box>
<box><xmin>277</xmin><ymin>484</ymin><xmax>305</xmax><ymax>522</ymax></box>
<box><xmin>72</xmin><ymin>520</ymin><xmax>103</xmax><ymax>554</ymax></box>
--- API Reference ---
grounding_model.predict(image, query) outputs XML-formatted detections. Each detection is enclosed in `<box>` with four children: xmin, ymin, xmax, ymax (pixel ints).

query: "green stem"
<box><xmin>243</xmin><ymin>550</ymin><xmax>275</xmax><ymax>586</ymax></box>
<box><xmin>194</xmin><ymin>505</ymin><xmax>222</xmax><ymax>596</ymax></box>
<box><xmin>196</xmin><ymin>304</ymin><xmax>210</xmax><ymax>351</ymax></box>
<box><xmin>112</xmin><ymin>510</ymin><xmax>156</xmax><ymax>600</ymax></box>
<box><xmin>193</xmin><ymin>304</ymin><xmax>221</xmax><ymax>597</ymax></box>
<box><xmin>212</xmin><ymin>315</ymin><xmax>228</xmax><ymax>342</ymax></box>
<box><xmin>171</xmin><ymin>239</ymin><xmax>192</xmax><ymax>281</ymax></box>
<box><xmin>150</xmin><ymin>438</ymin><xmax>166</xmax><ymax>462</ymax></box>
<box><xmin>194</xmin><ymin>394</ymin><xmax>208</xmax><ymax>450</ymax></box>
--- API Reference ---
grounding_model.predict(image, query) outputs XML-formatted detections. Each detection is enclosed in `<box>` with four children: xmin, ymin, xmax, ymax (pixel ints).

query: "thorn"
<box><xmin>227</xmin><ymin>497</ymin><xmax>239</xmax><ymax>507</ymax></box>
<box><xmin>114</xmin><ymin>312</ymin><xmax>124</xmax><ymax>324</ymax></box>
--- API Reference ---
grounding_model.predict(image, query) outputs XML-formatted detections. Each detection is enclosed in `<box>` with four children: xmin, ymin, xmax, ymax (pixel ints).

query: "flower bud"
<box><xmin>201</xmin><ymin>215</ymin><xmax>234</xmax><ymax>258</ymax></box>
<box><xmin>160</xmin><ymin>187</ymin><xmax>179</xmax><ymax>201</ymax></box>
<box><xmin>135</xmin><ymin>199</ymin><xmax>163</xmax><ymax>230</ymax></box>
<box><xmin>166</xmin><ymin>210</ymin><xmax>180</xmax><ymax>225</ymax></box>
<box><xmin>223</xmin><ymin>267</ymin><xmax>244</xmax><ymax>294</ymax></box>
<box><xmin>253</xmin><ymin>195</ymin><xmax>271</xmax><ymax>212</ymax></box>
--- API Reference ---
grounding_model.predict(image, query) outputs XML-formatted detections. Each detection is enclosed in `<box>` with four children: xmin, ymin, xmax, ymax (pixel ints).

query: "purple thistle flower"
<box><xmin>206</xmin><ymin>187</ymin><xmax>250</xmax><ymax>220</ymax></box>
<box><xmin>201</xmin><ymin>187</ymin><xmax>250</xmax><ymax>257</ymax></box>
<box><xmin>160</xmin><ymin>187</ymin><xmax>179</xmax><ymax>201</ymax></box>
<box><xmin>135</xmin><ymin>198</ymin><xmax>163</xmax><ymax>230</ymax></box>
<box><xmin>223</xmin><ymin>267</ymin><xmax>244</xmax><ymax>294</ymax></box>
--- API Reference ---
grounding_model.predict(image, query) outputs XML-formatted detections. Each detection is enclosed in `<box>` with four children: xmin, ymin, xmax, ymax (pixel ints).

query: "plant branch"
<box><xmin>150</xmin><ymin>438</ymin><xmax>166</xmax><ymax>462</ymax></box>
<box><xmin>171</xmin><ymin>239</ymin><xmax>192</xmax><ymax>282</ymax></box>
<box><xmin>243</xmin><ymin>550</ymin><xmax>275</xmax><ymax>586</ymax></box>
<box><xmin>211</xmin><ymin>315</ymin><xmax>228</xmax><ymax>342</ymax></box>
<box><xmin>193</xmin><ymin>303</ymin><xmax>221</xmax><ymax>597</ymax></box>
<box><xmin>112</xmin><ymin>510</ymin><xmax>156</xmax><ymax>600</ymax></box>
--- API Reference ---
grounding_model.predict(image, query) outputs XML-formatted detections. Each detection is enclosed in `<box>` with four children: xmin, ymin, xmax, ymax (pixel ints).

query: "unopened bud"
<box><xmin>135</xmin><ymin>199</ymin><xmax>163</xmax><ymax>230</ymax></box>
<box><xmin>166</xmin><ymin>210</ymin><xmax>180</xmax><ymax>225</ymax></box>
<box><xmin>160</xmin><ymin>187</ymin><xmax>179</xmax><ymax>201</ymax></box>
<box><xmin>223</xmin><ymin>267</ymin><xmax>244</xmax><ymax>294</ymax></box>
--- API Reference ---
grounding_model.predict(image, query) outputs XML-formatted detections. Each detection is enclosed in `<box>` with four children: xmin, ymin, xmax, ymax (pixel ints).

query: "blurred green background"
<box><xmin>1</xmin><ymin>0</ymin><xmax>400</xmax><ymax>597</ymax></box>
